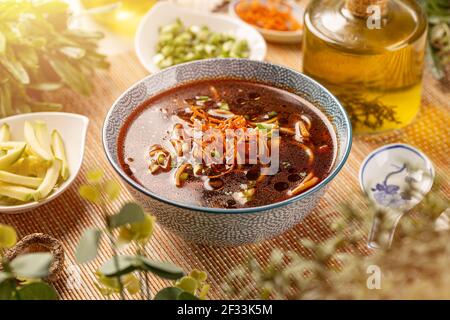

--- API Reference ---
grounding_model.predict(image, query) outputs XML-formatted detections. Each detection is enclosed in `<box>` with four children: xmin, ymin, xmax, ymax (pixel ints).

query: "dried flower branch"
<box><xmin>419</xmin><ymin>0</ymin><xmax>450</xmax><ymax>81</ymax></box>
<box><xmin>336</xmin><ymin>92</ymin><xmax>401</xmax><ymax>131</ymax></box>
<box><xmin>224</xmin><ymin>172</ymin><xmax>450</xmax><ymax>300</ymax></box>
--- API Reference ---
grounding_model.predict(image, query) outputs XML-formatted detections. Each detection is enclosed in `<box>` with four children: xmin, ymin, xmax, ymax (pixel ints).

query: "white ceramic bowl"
<box><xmin>135</xmin><ymin>2</ymin><xmax>267</xmax><ymax>74</ymax></box>
<box><xmin>229</xmin><ymin>0</ymin><xmax>304</xmax><ymax>44</ymax></box>
<box><xmin>0</xmin><ymin>112</ymin><xmax>89</xmax><ymax>214</ymax></box>
<box><xmin>103</xmin><ymin>59</ymin><xmax>352</xmax><ymax>246</ymax></box>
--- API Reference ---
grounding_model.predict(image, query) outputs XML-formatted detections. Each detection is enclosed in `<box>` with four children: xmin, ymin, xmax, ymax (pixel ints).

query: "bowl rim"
<box><xmin>358</xmin><ymin>143</ymin><xmax>435</xmax><ymax>195</ymax></box>
<box><xmin>229</xmin><ymin>0</ymin><xmax>304</xmax><ymax>37</ymax></box>
<box><xmin>103</xmin><ymin>58</ymin><xmax>352</xmax><ymax>215</ymax></box>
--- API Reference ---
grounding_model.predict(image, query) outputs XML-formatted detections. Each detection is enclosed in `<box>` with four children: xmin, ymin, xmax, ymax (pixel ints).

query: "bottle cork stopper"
<box><xmin>345</xmin><ymin>0</ymin><xmax>389</xmax><ymax>18</ymax></box>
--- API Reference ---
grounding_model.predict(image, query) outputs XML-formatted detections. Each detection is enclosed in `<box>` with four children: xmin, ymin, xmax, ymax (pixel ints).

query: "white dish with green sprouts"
<box><xmin>135</xmin><ymin>2</ymin><xmax>267</xmax><ymax>73</ymax></box>
<box><xmin>0</xmin><ymin>113</ymin><xmax>88</xmax><ymax>214</ymax></box>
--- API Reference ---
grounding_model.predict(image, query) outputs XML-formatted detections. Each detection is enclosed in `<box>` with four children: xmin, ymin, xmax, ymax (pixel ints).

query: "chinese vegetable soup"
<box><xmin>118</xmin><ymin>79</ymin><xmax>336</xmax><ymax>208</ymax></box>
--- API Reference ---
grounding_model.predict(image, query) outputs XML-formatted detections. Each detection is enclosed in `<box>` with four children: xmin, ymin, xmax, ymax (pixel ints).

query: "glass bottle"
<box><xmin>302</xmin><ymin>0</ymin><xmax>428</xmax><ymax>134</ymax></box>
<box><xmin>80</xmin><ymin>0</ymin><xmax>158</xmax><ymax>37</ymax></box>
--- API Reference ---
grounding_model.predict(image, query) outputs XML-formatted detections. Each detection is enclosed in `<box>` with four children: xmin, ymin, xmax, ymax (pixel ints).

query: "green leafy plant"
<box><xmin>75</xmin><ymin>168</ymin><xmax>209</xmax><ymax>300</ymax></box>
<box><xmin>0</xmin><ymin>0</ymin><xmax>109</xmax><ymax>117</ymax></box>
<box><xmin>224</xmin><ymin>174</ymin><xmax>450</xmax><ymax>300</ymax></box>
<box><xmin>154</xmin><ymin>269</ymin><xmax>210</xmax><ymax>300</ymax></box>
<box><xmin>0</xmin><ymin>224</ymin><xmax>58</xmax><ymax>300</ymax></box>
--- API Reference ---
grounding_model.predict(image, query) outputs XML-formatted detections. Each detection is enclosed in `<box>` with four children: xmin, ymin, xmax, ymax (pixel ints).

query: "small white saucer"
<box><xmin>229</xmin><ymin>0</ymin><xmax>304</xmax><ymax>44</ymax></box>
<box><xmin>135</xmin><ymin>2</ymin><xmax>267</xmax><ymax>74</ymax></box>
<box><xmin>359</xmin><ymin>143</ymin><xmax>435</xmax><ymax>212</ymax></box>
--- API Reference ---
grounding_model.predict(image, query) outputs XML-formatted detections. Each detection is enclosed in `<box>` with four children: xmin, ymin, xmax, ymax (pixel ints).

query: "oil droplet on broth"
<box><xmin>274</xmin><ymin>182</ymin><xmax>289</xmax><ymax>192</ymax></box>
<box><xmin>204</xmin><ymin>178</ymin><xmax>225</xmax><ymax>191</ymax></box>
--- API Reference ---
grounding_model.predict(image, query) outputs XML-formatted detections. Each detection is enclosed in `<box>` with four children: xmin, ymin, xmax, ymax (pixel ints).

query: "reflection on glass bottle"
<box><xmin>302</xmin><ymin>0</ymin><xmax>428</xmax><ymax>134</ymax></box>
<box><xmin>81</xmin><ymin>0</ymin><xmax>157</xmax><ymax>37</ymax></box>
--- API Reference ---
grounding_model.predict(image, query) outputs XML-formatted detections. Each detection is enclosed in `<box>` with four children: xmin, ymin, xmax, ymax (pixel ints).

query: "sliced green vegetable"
<box><xmin>0</xmin><ymin>141</ymin><xmax>27</xmax><ymax>150</ymax></box>
<box><xmin>9</xmin><ymin>155</ymin><xmax>49</xmax><ymax>178</ymax></box>
<box><xmin>33</xmin><ymin>159</ymin><xmax>62</xmax><ymax>201</ymax></box>
<box><xmin>0</xmin><ymin>170</ymin><xmax>43</xmax><ymax>188</ymax></box>
<box><xmin>34</xmin><ymin>121</ymin><xmax>52</xmax><ymax>157</ymax></box>
<box><xmin>0</xmin><ymin>183</ymin><xmax>35</xmax><ymax>202</ymax></box>
<box><xmin>256</xmin><ymin>123</ymin><xmax>276</xmax><ymax>131</ymax></box>
<box><xmin>24</xmin><ymin>121</ymin><xmax>52</xmax><ymax>161</ymax></box>
<box><xmin>0</xmin><ymin>143</ymin><xmax>26</xmax><ymax>170</ymax></box>
<box><xmin>0</xmin><ymin>124</ymin><xmax>11</xmax><ymax>157</ymax></box>
<box><xmin>0</xmin><ymin>124</ymin><xmax>10</xmax><ymax>142</ymax></box>
<box><xmin>0</xmin><ymin>124</ymin><xmax>9</xmax><ymax>156</ymax></box>
<box><xmin>0</xmin><ymin>121</ymin><xmax>70</xmax><ymax>205</ymax></box>
<box><xmin>51</xmin><ymin>130</ymin><xmax>69</xmax><ymax>180</ymax></box>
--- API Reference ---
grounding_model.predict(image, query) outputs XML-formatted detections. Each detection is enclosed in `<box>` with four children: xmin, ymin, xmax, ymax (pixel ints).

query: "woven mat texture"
<box><xmin>1</xmin><ymin>44</ymin><xmax>449</xmax><ymax>300</ymax></box>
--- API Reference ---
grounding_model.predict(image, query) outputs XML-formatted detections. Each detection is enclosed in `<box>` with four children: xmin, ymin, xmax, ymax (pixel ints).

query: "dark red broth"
<box><xmin>118</xmin><ymin>79</ymin><xmax>336</xmax><ymax>208</ymax></box>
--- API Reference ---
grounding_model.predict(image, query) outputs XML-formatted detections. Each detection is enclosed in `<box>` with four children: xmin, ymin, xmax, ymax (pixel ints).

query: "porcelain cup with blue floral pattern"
<box><xmin>359</xmin><ymin>143</ymin><xmax>435</xmax><ymax>249</ymax></box>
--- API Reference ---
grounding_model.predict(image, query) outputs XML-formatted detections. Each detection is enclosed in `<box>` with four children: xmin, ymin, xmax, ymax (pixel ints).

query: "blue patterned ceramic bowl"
<box><xmin>103</xmin><ymin>59</ymin><xmax>352</xmax><ymax>246</ymax></box>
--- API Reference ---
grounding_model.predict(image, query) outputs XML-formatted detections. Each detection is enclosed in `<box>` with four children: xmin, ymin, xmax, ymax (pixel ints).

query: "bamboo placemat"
<box><xmin>1</xmin><ymin>44</ymin><xmax>449</xmax><ymax>300</ymax></box>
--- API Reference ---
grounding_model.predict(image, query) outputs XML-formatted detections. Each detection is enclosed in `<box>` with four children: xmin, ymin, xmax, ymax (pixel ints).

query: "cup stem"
<box><xmin>368</xmin><ymin>208</ymin><xmax>404</xmax><ymax>249</ymax></box>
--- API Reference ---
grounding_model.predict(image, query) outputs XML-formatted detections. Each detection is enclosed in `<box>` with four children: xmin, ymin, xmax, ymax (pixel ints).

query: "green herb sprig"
<box><xmin>75</xmin><ymin>168</ymin><xmax>209</xmax><ymax>300</ymax></box>
<box><xmin>0</xmin><ymin>0</ymin><xmax>109</xmax><ymax>117</ymax></box>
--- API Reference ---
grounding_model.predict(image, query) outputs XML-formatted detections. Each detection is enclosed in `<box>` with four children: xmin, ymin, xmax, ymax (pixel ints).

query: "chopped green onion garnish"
<box><xmin>256</xmin><ymin>123</ymin><xmax>276</xmax><ymax>130</ymax></box>
<box><xmin>196</xmin><ymin>96</ymin><xmax>211</xmax><ymax>101</ymax></box>
<box><xmin>154</xmin><ymin>20</ymin><xmax>250</xmax><ymax>70</ymax></box>
<box><xmin>157</xmin><ymin>154</ymin><xmax>166</xmax><ymax>165</ymax></box>
<box><xmin>218</xmin><ymin>102</ymin><xmax>230</xmax><ymax>111</ymax></box>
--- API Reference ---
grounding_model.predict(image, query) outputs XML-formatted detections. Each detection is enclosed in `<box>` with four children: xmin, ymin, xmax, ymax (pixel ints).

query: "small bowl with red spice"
<box><xmin>229</xmin><ymin>0</ymin><xmax>304</xmax><ymax>44</ymax></box>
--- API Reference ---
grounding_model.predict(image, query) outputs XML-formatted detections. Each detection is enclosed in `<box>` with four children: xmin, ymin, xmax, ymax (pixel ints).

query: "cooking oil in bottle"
<box><xmin>302</xmin><ymin>0</ymin><xmax>428</xmax><ymax>134</ymax></box>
